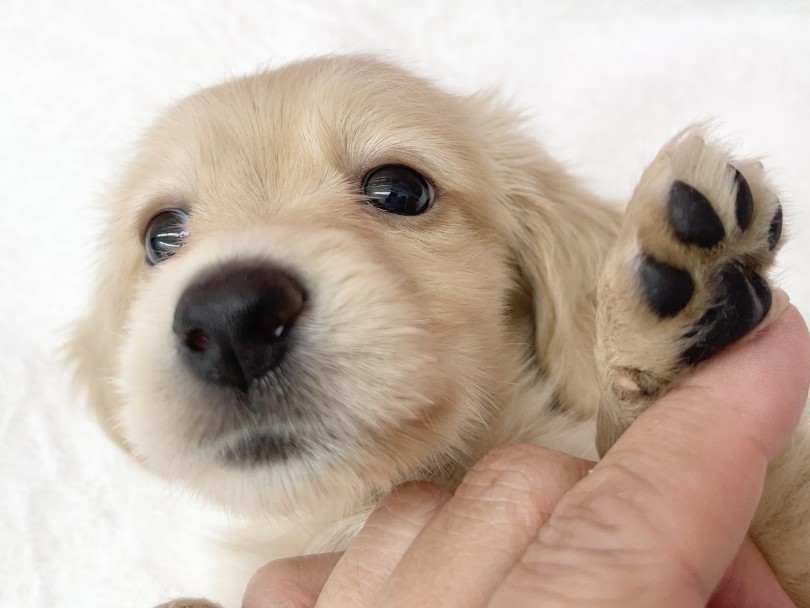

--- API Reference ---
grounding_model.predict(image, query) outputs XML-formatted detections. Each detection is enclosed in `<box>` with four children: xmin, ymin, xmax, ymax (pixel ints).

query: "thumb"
<box><xmin>490</xmin><ymin>303</ymin><xmax>810</xmax><ymax>607</ymax></box>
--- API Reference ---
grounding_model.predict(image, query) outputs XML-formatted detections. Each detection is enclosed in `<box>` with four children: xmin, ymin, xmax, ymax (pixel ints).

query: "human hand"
<box><xmin>243</xmin><ymin>302</ymin><xmax>810</xmax><ymax>608</ymax></box>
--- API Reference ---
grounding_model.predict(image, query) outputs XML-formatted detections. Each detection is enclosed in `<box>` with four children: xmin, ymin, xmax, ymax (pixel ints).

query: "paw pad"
<box><xmin>732</xmin><ymin>167</ymin><xmax>754</xmax><ymax>231</ymax></box>
<box><xmin>639</xmin><ymin>256</ymin><xmax>694</xmax><ymax>318</ymax></box>
<box><xmin>682</xmin><ymin>262</ymin><xmax>771</xmax><ymax>364</ymax></box>
<box><xmin>667</xmin><ymin>180</ymin><xmax>725</xmax><ymax>248</ymax></box>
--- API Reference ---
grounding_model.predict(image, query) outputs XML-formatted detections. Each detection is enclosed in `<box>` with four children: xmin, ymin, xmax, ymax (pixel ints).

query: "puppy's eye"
<box><xmin>362</xmin><ymin>165</ymin><xmax>434</xmax><ymax>215</ymax></box>
<box><xmin>144</xmin><ymin>209</ymin><xmax>189</xmax><ymax>265</ymax></box>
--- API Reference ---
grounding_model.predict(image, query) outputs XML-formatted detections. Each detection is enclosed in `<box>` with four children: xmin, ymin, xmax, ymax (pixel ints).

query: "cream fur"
<box><xmin>65</xmin><ymin>55</ymin><xmax>810</xmax><ymax>607</ymax></box>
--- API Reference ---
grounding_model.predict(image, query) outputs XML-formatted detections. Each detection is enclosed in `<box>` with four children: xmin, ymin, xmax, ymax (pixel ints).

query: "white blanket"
<box><xmin>2</xmin><ymin>1</ymin><xmax>808</xmax><ymax>606</ymax></box>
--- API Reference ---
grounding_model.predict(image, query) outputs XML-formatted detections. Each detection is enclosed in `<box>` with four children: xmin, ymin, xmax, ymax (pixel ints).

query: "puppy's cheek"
<box><xmin>114</xmin><ymin>263</ymin><xmax>216</xmax><ymax>472</ymax></box>
<box><xmin>111</xmin><ymin>226</ymin><xmax>470</xmax><ymax>516</ymax></box>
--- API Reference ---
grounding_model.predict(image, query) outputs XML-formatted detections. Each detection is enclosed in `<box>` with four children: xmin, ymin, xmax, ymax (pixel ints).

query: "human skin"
<box><xmin>243</xmin><ymin>300</ymin><xmax>810</xmax><ymax>608</ymax></box>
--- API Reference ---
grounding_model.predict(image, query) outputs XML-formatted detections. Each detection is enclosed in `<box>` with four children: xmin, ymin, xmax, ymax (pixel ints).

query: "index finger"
<box><xmin>492</xmin><ymin>304</ymin><xmax>810</xmax><ymax>606</ymax></box>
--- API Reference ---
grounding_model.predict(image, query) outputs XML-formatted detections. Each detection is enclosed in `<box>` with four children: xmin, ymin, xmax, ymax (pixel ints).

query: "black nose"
<box><xmin>173</xmin><ymin>264</ymin><xmax>306</xmax><ymax>392</ymax></box>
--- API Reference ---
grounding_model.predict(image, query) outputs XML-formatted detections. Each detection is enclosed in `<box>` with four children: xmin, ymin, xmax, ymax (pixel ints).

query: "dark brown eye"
<box><xmin>144</xmin><ymin>209</ymin><xmax>189</xmax><ymax>265</ymax></box>
<box><xmin>362</xmin><ymin>165</ymin><xmax>434</xmax><ymax>215</ymax></box>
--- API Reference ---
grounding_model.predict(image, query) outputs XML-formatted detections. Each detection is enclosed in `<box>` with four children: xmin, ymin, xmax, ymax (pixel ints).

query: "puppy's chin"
<box><xmin>114</xmin><ymin>224</ymin><xmax>469</xmax><ymax>519</ymax></box>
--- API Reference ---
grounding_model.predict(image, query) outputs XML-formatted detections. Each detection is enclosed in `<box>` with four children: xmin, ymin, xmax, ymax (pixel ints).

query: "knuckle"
<box><xmin>455</xmin><ymin>444</ymin><xmax>588</xmax><ymax>522</ymax></box>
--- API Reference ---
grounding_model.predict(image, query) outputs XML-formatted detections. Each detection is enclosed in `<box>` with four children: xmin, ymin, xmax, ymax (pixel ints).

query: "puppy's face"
<box><xmin>70</xmin><ymin>57</ymin><xmax>536</xmax><ymax>518</ymax></box>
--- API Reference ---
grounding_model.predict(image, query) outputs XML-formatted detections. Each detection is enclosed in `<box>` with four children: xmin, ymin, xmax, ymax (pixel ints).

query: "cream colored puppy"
<box><xmin>67</xmin><ymin>56</ymin><xmax>810</xmax><ymax>606</ymax></box>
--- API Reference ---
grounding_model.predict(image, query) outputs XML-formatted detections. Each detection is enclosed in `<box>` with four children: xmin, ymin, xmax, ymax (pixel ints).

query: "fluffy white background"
<box><xmin>2</xmin><ymin>1</ymin><xmax>809</xmax><ymax>606</ymax></box>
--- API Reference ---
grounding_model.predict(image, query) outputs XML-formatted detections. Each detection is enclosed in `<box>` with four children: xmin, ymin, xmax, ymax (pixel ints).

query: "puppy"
<box><xmin>66</xmin><ymin>55</ymin><xmax>810</xmax><ymax>606</ymax></box>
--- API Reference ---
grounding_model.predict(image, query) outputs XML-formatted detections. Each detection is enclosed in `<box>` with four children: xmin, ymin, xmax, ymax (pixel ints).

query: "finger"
<box><xmin>243</xmin><ymin>552</ymin><xmax>342</xmax><ymax>608</ymax></box>
<box><xmin>708</xmin><ymin>537</ymin><xmax>796</xmax><ymax>608</ymax></box>
<box><xmin>315</xmin><ymin>483</ymin><xmax>450</xmax><ymax>607</ymax></box>
<box><xmin>375</xmin><ymin>445</ymin><xmax>592</xmax><ymax>607</ymax></box>
<box><xmin>491</xmin><ymin>305</ymin><xmax>810</xmax><ymax>607</ymax></box>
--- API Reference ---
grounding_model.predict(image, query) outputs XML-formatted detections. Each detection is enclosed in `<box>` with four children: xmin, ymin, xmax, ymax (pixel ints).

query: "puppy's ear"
<box><xmin>486</xmin><ymin>112</ymin><xmax>620</xmax><ymax>418</ymax></box>
<box><xmin>62</xmin><ymin>225</ymin><xmax>142</xmax><ymax>454</ymax></box>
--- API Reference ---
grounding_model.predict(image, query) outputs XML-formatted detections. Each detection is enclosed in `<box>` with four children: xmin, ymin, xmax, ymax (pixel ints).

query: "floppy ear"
<box><xmin>483</xmin><ymin>109</ymin><xmax>621</xmax><ymax>418</ymax></box>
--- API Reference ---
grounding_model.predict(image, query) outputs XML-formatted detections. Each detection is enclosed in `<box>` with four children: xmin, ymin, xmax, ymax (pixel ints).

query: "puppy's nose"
<box><xmin>173</xmin><ymin>264</ymin><xmax>306</xmax><ymax>392</ymax></box>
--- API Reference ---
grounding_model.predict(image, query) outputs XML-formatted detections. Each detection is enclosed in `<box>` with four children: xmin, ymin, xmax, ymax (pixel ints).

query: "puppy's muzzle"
<box><xmin>172</xmin><ymin>263</ymin><xmax>306</xmax><ymax>392</ymax></box>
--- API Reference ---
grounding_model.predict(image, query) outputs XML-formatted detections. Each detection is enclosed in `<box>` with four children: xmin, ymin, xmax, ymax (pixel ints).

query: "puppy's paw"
<box><xmin>595</xmin><ymin>126</ymin><xmax>784</xmax><ymax>454</ymax></box>
<box><xmin>154</xmin><ymin>599</ymin><xmax>223</xmax><ymax>608</ymax></box>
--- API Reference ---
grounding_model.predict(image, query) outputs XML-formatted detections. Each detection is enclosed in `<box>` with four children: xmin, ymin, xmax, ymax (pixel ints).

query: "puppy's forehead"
<box><xmin>128</xmin><ymin>57</ymin><xmax>482</xmax><ymax>224</ymax></box>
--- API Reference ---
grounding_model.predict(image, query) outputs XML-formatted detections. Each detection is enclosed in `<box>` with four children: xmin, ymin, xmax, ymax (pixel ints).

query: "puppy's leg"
<box><xmin>753</xmin><ymin>427</ymin><xmax>810</xmax><ymax>605</ymax></box>
<box><xmin>595</xmin><ymin>126</ymin><xmax>810</xmax><ymax>606</ymax></box>
<box><xmin>595</xmin><ymin>126</ymin><xmax>782</xmax><ymax>453</ymax></box>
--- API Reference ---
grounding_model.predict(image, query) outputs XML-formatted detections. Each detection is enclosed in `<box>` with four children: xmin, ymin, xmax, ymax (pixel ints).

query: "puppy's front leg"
<box><xmin>594</xmin><ymin>127</ymin><xmax>782</xmax><ymax>454</ymax></box>
<box><xmin>594</xmin><ymin>126</ymin><xmax>810</xmax><ymax>607</ymax></box>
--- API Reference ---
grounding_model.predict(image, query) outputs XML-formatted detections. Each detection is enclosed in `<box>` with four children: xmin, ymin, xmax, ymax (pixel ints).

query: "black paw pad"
<box><xmin>667</xmin><ymin>180</ymin><xmax>726</xmax><ymax>248</ymax></box>
<box><xmin>682</xmin><ymin>262</ymin><xmax>771</xmax><ymax>365</ymax></box>
<box><xmin>731</xmin><ymin>167</ymin><xmax>753</xmax><ymax>231</ymax></box>
<box><xmin>768</xmin><ymin>204</ymin><xmax>783</xmax><ymax>250</ymax></box>
<box><xmin>639</xmin><ymin>256</ymin><xmax>695</xmax><ymax>318</ymax></box>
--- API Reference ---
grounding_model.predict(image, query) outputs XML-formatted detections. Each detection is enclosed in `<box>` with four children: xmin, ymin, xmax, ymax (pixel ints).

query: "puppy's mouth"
<box><xmin>219</xmin><ymin>429</ymin><xmax>300</xmax><ymax>466</ymax></box>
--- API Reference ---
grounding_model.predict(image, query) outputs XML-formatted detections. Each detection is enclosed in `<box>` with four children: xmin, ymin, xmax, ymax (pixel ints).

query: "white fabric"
<box><xmin>2</xmin><ymin>1</ymin><xmax>809</xmax><ymax>606</ymax></box>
